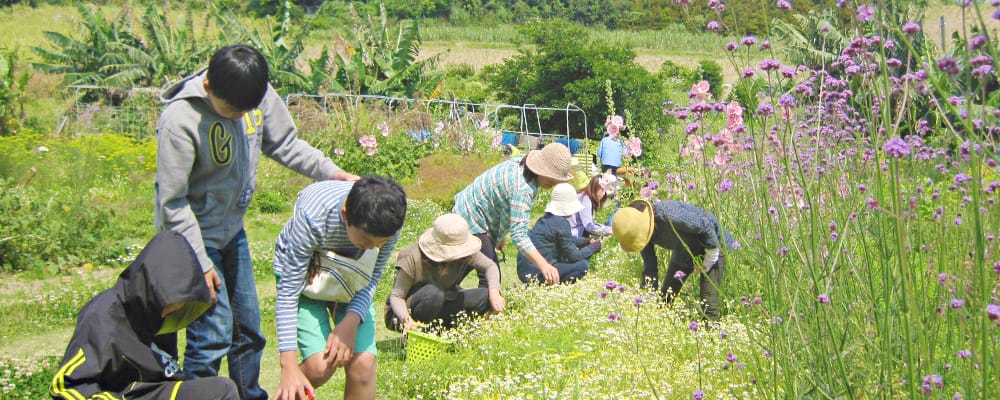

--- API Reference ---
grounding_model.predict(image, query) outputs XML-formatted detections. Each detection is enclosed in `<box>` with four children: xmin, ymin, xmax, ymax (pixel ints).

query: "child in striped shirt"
<box><xmin>272</xmin><ymin>177</ymin><xmax>407</xmax><ymax>400</ymax></box>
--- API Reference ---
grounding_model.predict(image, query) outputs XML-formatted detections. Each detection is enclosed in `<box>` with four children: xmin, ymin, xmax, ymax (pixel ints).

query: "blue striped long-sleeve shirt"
<box><xmin>453</xmin><ymin>156</ymin><xmax>539</xmax><ymax>253</ymax></box>
<box><xmin>272</xmin><ymin>180</ymin><xmax>398</xmax><ymax>353</ymax></box>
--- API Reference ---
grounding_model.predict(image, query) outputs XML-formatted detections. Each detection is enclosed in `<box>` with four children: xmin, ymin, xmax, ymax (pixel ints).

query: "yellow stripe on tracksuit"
<box><xmin>169</xmin><ymin>381</ymin><xmax>183</xmax><ymax>400</ymax></box>
<box><xmin>49</xmin><ymin>348</ymin><xmax>120</xmax><ymax>400</ymax></box>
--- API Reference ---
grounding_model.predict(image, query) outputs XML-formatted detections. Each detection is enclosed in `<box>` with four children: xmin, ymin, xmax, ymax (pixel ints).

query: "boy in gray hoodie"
<box><xmin>154</xmin><ymin>44</ymin><xmax>358</xmax><ymax>399</ymax></box>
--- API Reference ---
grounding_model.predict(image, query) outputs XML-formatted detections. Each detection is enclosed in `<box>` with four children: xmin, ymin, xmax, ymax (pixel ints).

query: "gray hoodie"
<box><xmin>154</xmin><ymin>70</ymin><xmax>340</xmax><ymax>272</ymax></box>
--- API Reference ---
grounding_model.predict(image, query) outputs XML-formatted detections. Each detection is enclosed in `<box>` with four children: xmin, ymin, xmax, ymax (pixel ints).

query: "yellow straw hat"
<box><xmin>611</xmin><ymin>199</ymin><xmax>654</xmax><ymax>252</ymax></box>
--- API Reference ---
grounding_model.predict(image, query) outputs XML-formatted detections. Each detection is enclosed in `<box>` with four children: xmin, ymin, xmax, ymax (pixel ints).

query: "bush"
<box><xmin>695</xmin><ymin>59</ymin><xmax>723</xmax><ymax>99</ymax></box>
<box><xmin>254</xmin><ymin>190</ymin><xmax>289</xmax><ymax>214</ymax></box>
<box><xmin>0</xmin><ymin>177</ymin><xmax>128</xmax><ymax>273</ymax></box>
<box><xmin>482</xmin><ymin>20</ymin><xmax>670</xmax><ymax>138</ymax></box>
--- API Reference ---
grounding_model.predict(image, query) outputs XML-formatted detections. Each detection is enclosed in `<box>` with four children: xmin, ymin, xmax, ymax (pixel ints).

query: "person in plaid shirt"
<box><xmin>453</xmin><ymin>142</ymin><xmax>574</xmax><ymax>285</ymax></box>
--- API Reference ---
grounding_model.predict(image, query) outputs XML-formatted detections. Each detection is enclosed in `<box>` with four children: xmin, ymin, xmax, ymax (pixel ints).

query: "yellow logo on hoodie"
<box><xmin>209</xmin><ymin>122</ymin><xmax>232</xmax><ymax>165</ymax></box>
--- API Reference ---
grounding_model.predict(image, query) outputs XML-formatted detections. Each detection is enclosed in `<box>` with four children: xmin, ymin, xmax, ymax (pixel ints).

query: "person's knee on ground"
<box><xmin>462</xmin><ymin>288</ymin><xmax>491</xmax><ymax>315</ymax></box>
<box><xmin>344</xmin><ymin>352</ymin><xmax>377</xmax><ymax>400</ymax></box>
<box><xmin>408</xmin><ymin>284</ymin><xmax>446</xmax><ymax>324</ymax></box>
<box><xmin>176</xmin><ymin>376</ymin><xmax>241</xmax><ymax>400</ymax></box>
<box><xmin>557</xmin><ymin>260</ymin><xmax>590</xmax><ymax>284</ymax></box>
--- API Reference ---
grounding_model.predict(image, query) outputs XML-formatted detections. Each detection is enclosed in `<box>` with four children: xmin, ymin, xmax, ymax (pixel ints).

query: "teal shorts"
<box><xmin>297</xmin><ymin>296</ymin><xmax>378</xmax><ymax>361</ymax></box>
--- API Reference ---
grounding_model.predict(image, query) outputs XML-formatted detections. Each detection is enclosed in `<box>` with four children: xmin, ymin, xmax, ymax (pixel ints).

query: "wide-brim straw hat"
<box><xmin>525</xmin><ymin>143</ymin><xmax>574</xmax><ymax>182</ymax></box>
<box><xmin>612</xmin><ymin>199</ymin><xmax>654</xmax><ymax>252</ymax></box>
<box><xmin>418</xmin><ymin>213</ymin><xmax>482</xmax><ymax>262</ymax></box>
<box><xmin>545</xmin><ymin>183</ymin><xmax>584</xmax><ymax>216</ymax></box>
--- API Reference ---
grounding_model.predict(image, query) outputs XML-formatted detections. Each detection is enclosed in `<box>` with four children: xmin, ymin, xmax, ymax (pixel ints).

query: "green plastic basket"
<box><xmin>406</xmin><ymin>330</ymin><xmax>453</xmax><ymax>363</ymax></box>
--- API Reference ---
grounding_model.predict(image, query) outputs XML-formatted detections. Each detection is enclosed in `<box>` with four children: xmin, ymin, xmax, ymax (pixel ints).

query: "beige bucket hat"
<box><xmin>418</xmin><ymin>213</ymin><xmax>483</xmax><ymax>262</ymax></box>
<box><xmin>525</xmin><ymin>142</ymin><xmax>574</xmax><ymax>182</ymax></box>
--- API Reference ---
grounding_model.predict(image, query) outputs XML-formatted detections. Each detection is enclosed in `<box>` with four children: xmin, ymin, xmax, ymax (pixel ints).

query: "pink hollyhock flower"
<box><xmin>726</xmin><ymin>101</ymin><xmax>744</xmax><ymax>130</ymax></box>
<box><xmin>690</xmin><ymin>80</ymin><xmax>712</xmax><ymax>102</ymax></box>
<box><xmin>358</xmin><ymin>134</ymin><xmax>377</xmax><ymax>148</ymax></box>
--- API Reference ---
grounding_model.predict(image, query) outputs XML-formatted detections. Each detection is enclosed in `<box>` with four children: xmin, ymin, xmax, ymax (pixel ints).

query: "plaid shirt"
<box><xmin>453</xmin><ymin>156</ymin><xmax>539</xmax><ymax>254</ymax></box>
<box><xmin>272</xmin><ymin>180</ymin><xmax>398</xmax><ymax>353</ymax></box>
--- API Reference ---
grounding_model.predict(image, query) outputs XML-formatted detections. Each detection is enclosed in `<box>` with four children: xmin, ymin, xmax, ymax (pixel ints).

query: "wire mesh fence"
<box><xmin>67</xmin><ymin>88</ymin><xmax>589</xmax><ymax>149</ymax></box>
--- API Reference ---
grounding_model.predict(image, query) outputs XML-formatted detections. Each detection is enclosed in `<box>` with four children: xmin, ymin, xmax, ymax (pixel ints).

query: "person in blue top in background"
<box><xmin>596</xmin><ymin>117</ymin><xmax>626</xmax><ymax>175</ymax></box>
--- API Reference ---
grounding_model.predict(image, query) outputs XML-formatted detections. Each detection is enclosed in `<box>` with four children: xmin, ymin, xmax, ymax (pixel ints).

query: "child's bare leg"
<box><xmin>300</xmin><ymin>352</ymin><xmax>336</xmax><ymax>389</ymax></box>
<box><xmin>344</xmin><ymin>352</ymin><xmax>376</xmax><ymax>400</ymax></box>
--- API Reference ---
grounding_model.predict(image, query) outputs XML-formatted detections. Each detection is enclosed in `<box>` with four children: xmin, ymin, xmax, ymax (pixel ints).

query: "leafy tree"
<box><xmin>31</xmin><ymin>3</ymin><xmax>143</xmax><ymax>90</ymax></box>
<box><xmin>0</xmin><ymin>50</ymin><xmax>30</xmax><ymax>136</ymax></box>
<box><xmin>482</xmin><ymin>19</ymin><xmax>668</xmax><ymax>138</ymax></box>
<box><xmin>214</xmin><ymin>0</ymin><xmax>314</xmax><ymax>94</ymax></box>
<box><xmin>328</xmin><ymin>3</ymin><xmax>444</xmax><ymax>98</ymax></box>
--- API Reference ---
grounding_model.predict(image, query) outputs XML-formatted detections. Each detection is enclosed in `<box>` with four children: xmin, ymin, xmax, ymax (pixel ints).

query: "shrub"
<box><xmin>253</xmin><ymin>189</ymin><xmax>288</xmax><ymax>214</ymax></box>
<box><xmin>0</xmin><ymin>49</ymin><xmax>29</xmax><ymax>136</ymax></box>
<box><xmin>695</xmin><ymin>59</ymin><xmax>723</xmax><ymax>99</ymax></box>
<box><xmin>482</xmin><ymin>19</ymin><xmax>670</xmax><ymax>138</ymax></box>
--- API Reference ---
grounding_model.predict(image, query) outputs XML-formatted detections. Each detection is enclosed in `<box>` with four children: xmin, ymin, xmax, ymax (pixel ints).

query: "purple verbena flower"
<box><xmin>884</xmin><ymin>137</ymin><xmax>910</xmax><ymax>158</ymax></box>
<box><xmin>936</xmin><ymin>56</ymin><xmax>961</xmax><ymax>75</ymax></box>
<box><xmin>969</xmin><ymin>35</ymin><xmax>987</xmax><ymax>50</ymax></box>
<box><xmin>776</xmin><ymin>0</ymin><xmax>792</xmax><ymax>10</ymax></box>
<box><xmin>987</xmin><ymin>303</ymin><xmax>1000</xmax><ymax>321</ymax></box>
<box><xmin>857</xmin><ymin>4</ymin><xmax>874</xmax><ymax>22</ymax></box>
<box><xmin>818</xmin><ymin>293</ymin><xmax>831</xmax><ymax>304</ymax></box>
<box><xmin>902</xmin><ymin>22</ymin><xmax>921</xmax><ymax>34</ymax></box>
<box><xmin>757</xmin><ymin>103</ymin><xmax>775</xmax><ymax>116</ymax></box>
<box><xmin>718</xmin><ymin>178</ymin><xmax>734</xmax><ymax>193</ymax></box>
<box><xmin>707</xmin><ymin>21</ymin><xmax>721</xmax><ymax>31</ymax></box>
<box><xmin>759</xmin><ymin>59</ymin><xmax>782</xmax><ymax>71</ymax></box>
<box><xmin>690</xmin><ymin>321</ymin><xmax>700</xmax><ymax>332</ymax></box>
<box><xmin>778</xmin><ymin>93</ymin><xmax>796</xmax><ymax>108</ymax></box>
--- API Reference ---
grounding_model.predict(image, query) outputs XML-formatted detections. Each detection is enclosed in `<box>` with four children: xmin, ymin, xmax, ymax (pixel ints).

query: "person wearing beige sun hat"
<box><xmin>516</xmin><ymin>183</ymin><xmax>603</xmax><ymax>284</ymax></box>
<box><xmin>611</xmin><ymin>199</ymin><xmax>736</xmax><ymax>321</ymax></box>
<box><xmin>453</xmin><ymin>142</ymin><xmax>575</xmax><ymax>286</ymax></box>
<box><xmin>385</xmin><ymin>214</ymin><xmax>506</xmax><ymax>332</ymax></box>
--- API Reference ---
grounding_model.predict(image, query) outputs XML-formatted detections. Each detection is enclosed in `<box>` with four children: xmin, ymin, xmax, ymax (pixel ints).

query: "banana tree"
<box><xmin>329</xmin><ymin>3</ymin><xmax>444</xmax><ymax>98</ymax></box>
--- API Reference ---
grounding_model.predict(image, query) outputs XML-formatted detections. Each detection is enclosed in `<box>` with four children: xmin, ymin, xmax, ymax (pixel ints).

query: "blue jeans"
<box><xmin>183</xmin><ymin>230</ymin><xmax>267</xmax><ymax>400</ymax></box>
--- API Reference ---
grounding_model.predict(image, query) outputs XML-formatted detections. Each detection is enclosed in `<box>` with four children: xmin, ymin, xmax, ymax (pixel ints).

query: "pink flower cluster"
<box><xmin>358</xmin><ymin>135</ymin><xmax>378</xmax><ymax>156</ymax></box>
<box><xmin>624</xmin><ymin>136</ymin><xmax>643</xmax><ymax>158</ymax></box>
<box><xmin>605</xmin><ymin>115</ymin><xmax>625</xmax><ymax>136</ymax></box>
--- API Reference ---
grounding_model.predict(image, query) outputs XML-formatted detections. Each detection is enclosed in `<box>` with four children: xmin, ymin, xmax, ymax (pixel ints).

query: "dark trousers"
<box><xmin>601</xmin><ymin>164</ymin><xmax>619</xmax><ymax>175</ymax></box>
<box><xmin>386</xmin><ymin>284</ymin><xmax>490</xmax><ymax>330</ymax></box>
<box><xmin>515</xmin><ymin>253</ymin><xmax>590</xmax><ymax>284</ymax></box>
<box><xmin>643</xmin><ymin>254</ymin><xmax>726</xmax><ymax>321</ymax></box>
<box><xmin>123</xmin><ymin>376</ymin><xmax>239</xmax><ymax>399</ymax></box>
<box><xmin>474</xmin><ymin>232</ymin><xmax>499</xmax><ymax>288</ymax></box>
